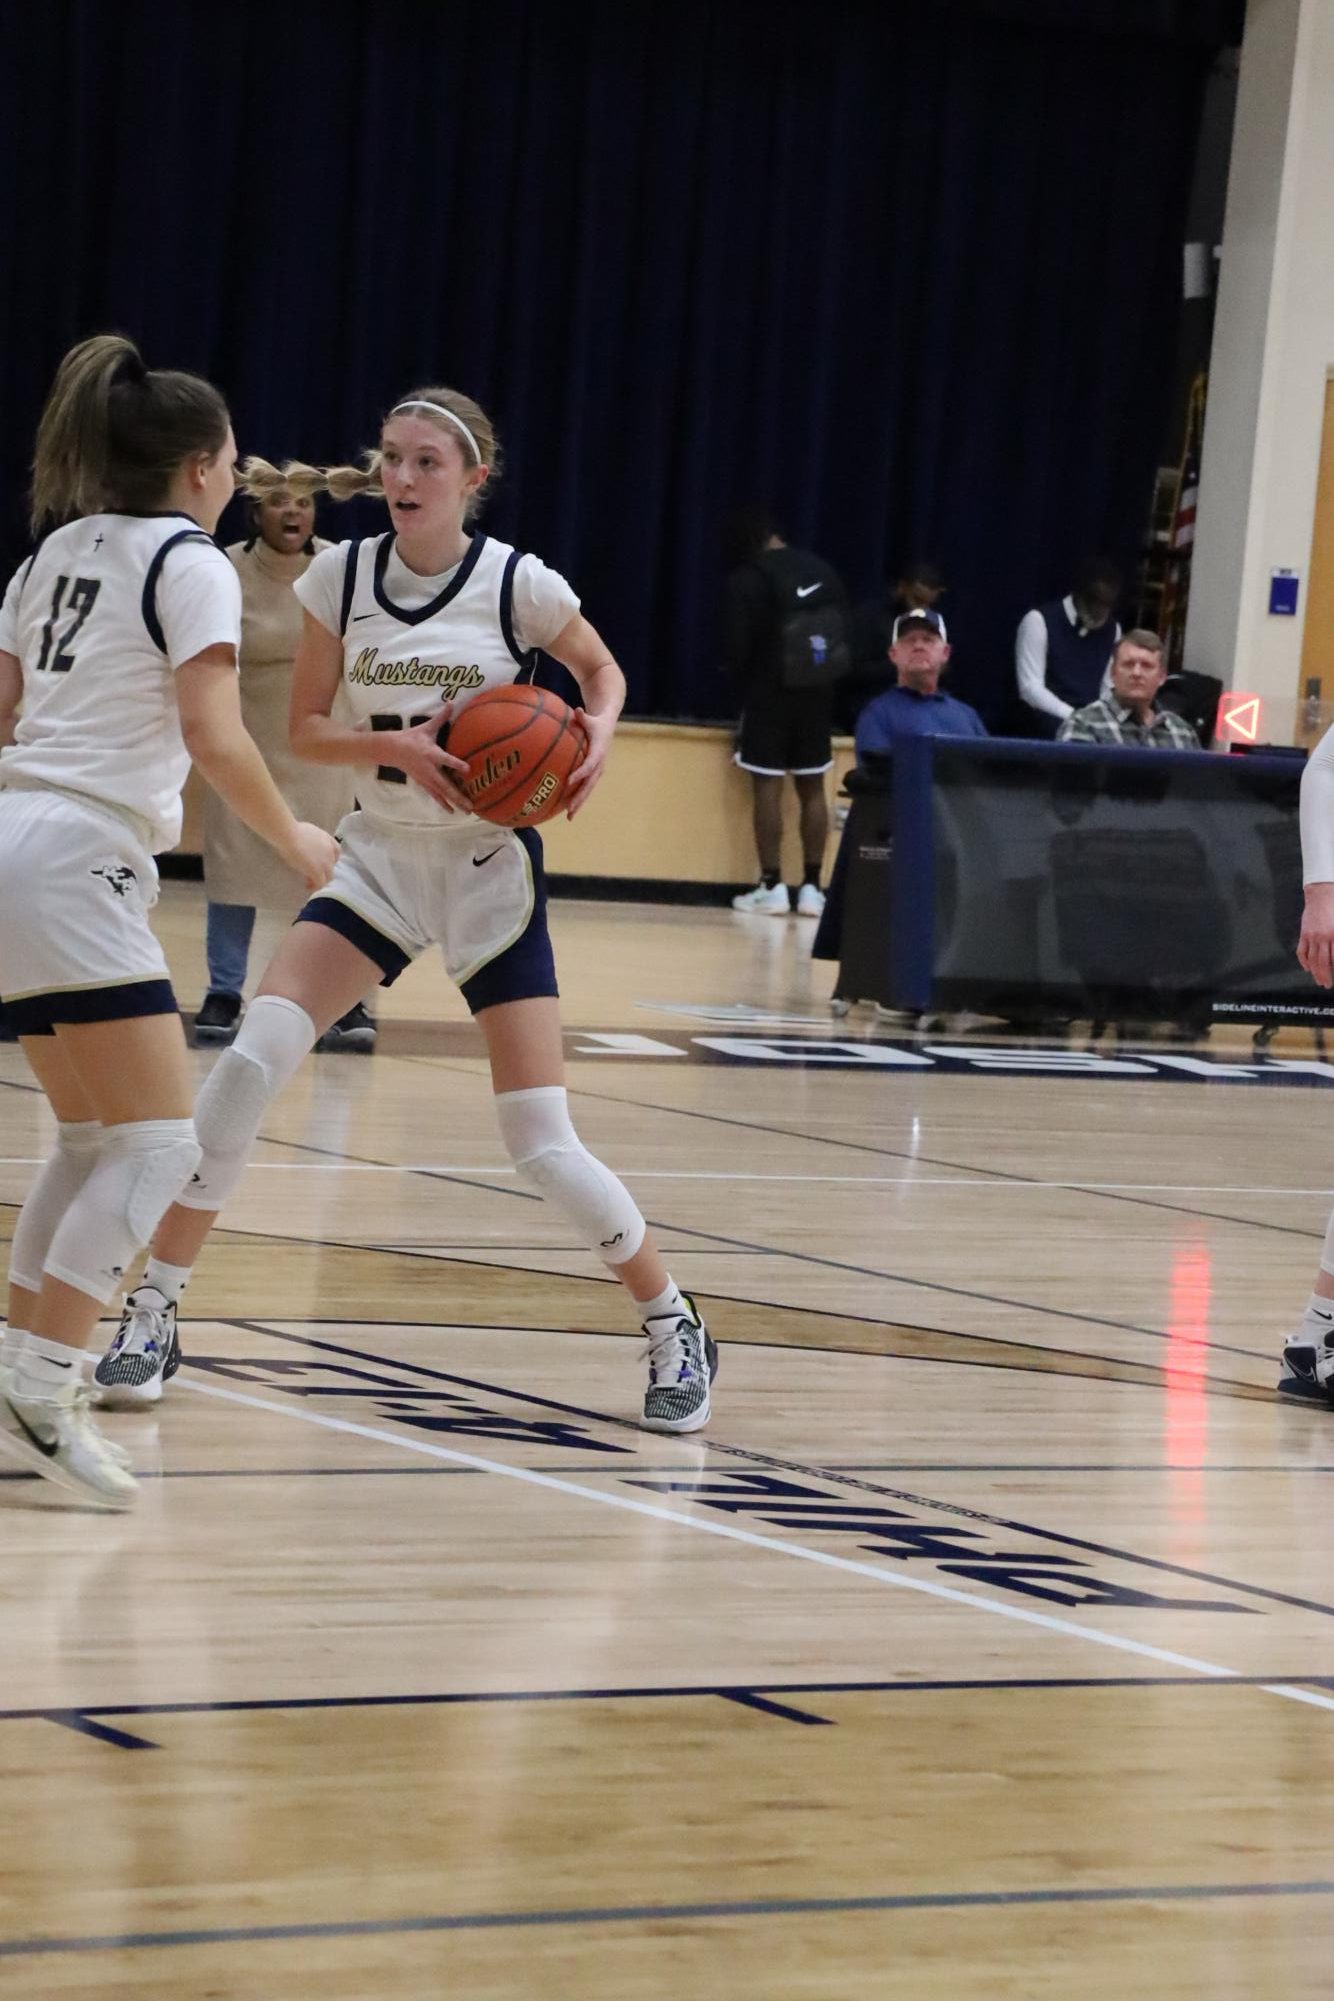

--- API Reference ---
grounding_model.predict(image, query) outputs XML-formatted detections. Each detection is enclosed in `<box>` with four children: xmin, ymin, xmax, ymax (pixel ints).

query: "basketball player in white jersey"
<box><xmin>98</xmin><ymin>386</ymin><xmax>718</xmax><ymax>1432</ymax></box>
<box><xmin>1279</xmin><ymin>721</ymin><xmax>1334</xmax><ymax>1406</ymax></box>
<box><xmin>0</xmin><ymin>334</ymin><xmax>339</xmax><ymax>1507</ymax></box>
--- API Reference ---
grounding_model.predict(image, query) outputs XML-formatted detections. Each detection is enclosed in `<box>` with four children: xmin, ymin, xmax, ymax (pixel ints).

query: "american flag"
<box><xmin>1172</xmin><ymin>448</ymin><xmax>1198</xmax><ymax>551</ymax></box>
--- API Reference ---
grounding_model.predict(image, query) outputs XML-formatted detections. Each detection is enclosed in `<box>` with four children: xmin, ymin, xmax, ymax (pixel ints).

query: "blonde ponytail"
<box><xmin>29</xmin><ymin>333</ymin><xmax>229</xmax><ymax>533</ymax></box>
<box><xmin>236</xmin><ymin>453</ymin><xmax>383</xmax><ymax>504</ymax></box>
<box><xmin>30</xmin><ymin>334</ymin><xmax>140</xmax><ymax>531</ymax></box>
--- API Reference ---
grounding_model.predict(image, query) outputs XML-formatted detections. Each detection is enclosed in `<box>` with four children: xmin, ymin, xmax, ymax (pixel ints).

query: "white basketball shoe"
<box><xmin>1</xmin><ymin>1376</ymin><xmax>139</xmax><ymax>1508</ymax></box>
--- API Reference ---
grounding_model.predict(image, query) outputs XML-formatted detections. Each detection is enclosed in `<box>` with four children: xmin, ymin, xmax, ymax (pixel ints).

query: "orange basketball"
<box><xmin>443</xmin><ymin>684</ymin><xmax>589</xmax><ymax>828</ymax></box>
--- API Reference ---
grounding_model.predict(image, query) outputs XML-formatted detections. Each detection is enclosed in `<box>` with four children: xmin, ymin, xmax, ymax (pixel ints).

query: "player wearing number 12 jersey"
<box><xmin>0</xmin><ymin>334</ymin><xmax>338</xmax><ymax>1509</ymax></box>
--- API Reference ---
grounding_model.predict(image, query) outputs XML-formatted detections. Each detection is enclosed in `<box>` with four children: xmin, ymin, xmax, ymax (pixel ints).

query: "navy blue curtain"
<box><xmin>0</xmin><ymin>0</ymin><xmax>1236</xmax><ymax>724</ymax></box>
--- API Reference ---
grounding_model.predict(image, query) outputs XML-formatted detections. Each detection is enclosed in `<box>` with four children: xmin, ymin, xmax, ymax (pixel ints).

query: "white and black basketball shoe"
<box><xmin>94</xmin><ymin>1288</ymin><xmax>181</xmax><ymax>1408</ymax></box>
<box><xmin>1278</xmin><ymin>1300</ymin><xmax>1334</xmax><ymax>1404</ymax></box>
<box><xmin>641</xmin><ymin>1297</ymin><xmax>717</xmax><ymax>1433</ymax></box>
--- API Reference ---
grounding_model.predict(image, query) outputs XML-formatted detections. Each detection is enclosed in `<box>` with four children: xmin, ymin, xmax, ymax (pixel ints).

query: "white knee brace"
<box><xmin>8</xmin><ymin>1120</ymin><xmax>104</xmax><ymax>1295</ymax></box>
<box><xmin>495</xmin><ymin>1086</ymin><xmax>646</xmax><ymax>1265</ymax></box>
<box><xmin>43</xmin><ymin>1119</ymin><xmax>201</xmax><ymax>1303</ymax></box>
<box><xmin>178</xmin><ymin>995</ymin><xmax>316</xmax><ymax>1212</ymax></box>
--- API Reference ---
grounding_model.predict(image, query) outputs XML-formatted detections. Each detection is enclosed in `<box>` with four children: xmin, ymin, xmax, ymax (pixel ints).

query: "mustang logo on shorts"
<box><xmin>91</xmin><ymin>864</ymin><xmax>138</xmax><ymax>899</ymax></box>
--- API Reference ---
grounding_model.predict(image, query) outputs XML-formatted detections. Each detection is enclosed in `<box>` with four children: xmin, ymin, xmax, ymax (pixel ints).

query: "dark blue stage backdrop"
<box><xmin>0</xmin><ymin>0</ymin><xmax>1241</xmax><ymax>723</ymax></box>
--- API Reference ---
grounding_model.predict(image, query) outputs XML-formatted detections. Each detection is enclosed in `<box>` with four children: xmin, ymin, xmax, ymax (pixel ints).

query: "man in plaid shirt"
<box><xmin>1057</xmin><ymin>629</ymin><xmax>1200</xmax><ymax>749</ymax></box>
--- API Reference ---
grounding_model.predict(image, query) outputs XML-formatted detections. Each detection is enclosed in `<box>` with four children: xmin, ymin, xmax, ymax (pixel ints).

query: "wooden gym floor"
<box><xmin>2</xmin><ymin>883</ymin><xmax>1333</xmax><ymax>1998</ymax></box>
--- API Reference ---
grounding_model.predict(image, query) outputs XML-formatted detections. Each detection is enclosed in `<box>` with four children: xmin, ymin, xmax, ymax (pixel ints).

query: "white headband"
<box><xmin>390</xmin><ymin>400</ymin><xmax>481</xmax><ymax>463</ymax></box>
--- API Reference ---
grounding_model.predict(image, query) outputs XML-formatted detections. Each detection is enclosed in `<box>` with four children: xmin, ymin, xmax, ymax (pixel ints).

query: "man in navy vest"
<box><xmin>1015</xmin><ymin>558</ymin><xmax>1122</xmax><ymax>738</ymax></box>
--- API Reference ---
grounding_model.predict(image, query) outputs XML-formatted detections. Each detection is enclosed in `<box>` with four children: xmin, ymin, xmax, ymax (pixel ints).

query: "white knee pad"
<box><xmin>495</xmin><ymin>1086</ymin><xmax>646</xmax><ymax>1265</ymax></box>
<box><xmin>179</xmin><ymin>994</ymin><xmax>316</xmax><ymax>1212</ymax></box>
<box><xmin>8</xmin><ymin>1120</ymin><xmax>104</xmax><ymax>1294</ymax></box>
<box><xmin>43</xmin><ymin>1119</ymin><xmax>201</xmax><ymax>1303</ymax></box>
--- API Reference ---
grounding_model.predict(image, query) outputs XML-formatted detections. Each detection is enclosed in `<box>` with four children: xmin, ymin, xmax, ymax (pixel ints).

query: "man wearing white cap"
<box><xmin>853</xmin><ymin>608</ymin><xmax>986</xmax><ymax>765</ymax></box>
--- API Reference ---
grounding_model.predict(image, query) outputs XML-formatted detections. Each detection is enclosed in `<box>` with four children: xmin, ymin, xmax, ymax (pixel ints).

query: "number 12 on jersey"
<box><xmin>35</xmin><ymin>575</ymin><xmax>101</xmax><ymax>673</ymax></box>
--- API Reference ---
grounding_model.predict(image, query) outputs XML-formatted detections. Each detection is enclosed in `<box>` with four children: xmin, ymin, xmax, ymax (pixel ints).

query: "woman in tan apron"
<box><xmin>196</xmin><ymin>487</ymin><xmax>372</xmax><ymax>1050</ymax></box>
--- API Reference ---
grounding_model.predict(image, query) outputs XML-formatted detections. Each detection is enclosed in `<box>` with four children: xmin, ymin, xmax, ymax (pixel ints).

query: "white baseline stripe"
<box><xmin>179</xmin><ymin>1376</ymin><xmax>1334</xmax><ymax>1717</ymax></box>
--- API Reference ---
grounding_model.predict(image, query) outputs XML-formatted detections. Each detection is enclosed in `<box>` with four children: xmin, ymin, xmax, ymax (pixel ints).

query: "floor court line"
<box><xmin>684</xmin><ymin>1440</ymin><xmax>1334</xmax><ymax>1623</ymax></box>
<box><xmin>217</xmin><ymin>1308</ymin><xmax>1270</xmax><ymax>1388</ymax></box>
<box><xmin>836</xmin><ymin>1461</ymin><xmax>1334</xmax><ymax>1475</ymax></box>
<box><xmin>52</xmin><ymin>1713</ymin><xmax>157</xmax><ymax>1751</ymax></box>
<box><xmin>8</xmin><ymin>1460</ymin><xmax>1326</xmax><ymax>1482</ymax></box>
<box><xmin>8</xmin><ymin>1099</ymin><xmax>1269</xmax><ymax>1368</ymax></box>
<box><xmin>517</xmin><ymin>1064</ymin><xmax>1332</xmax><ymax>1240</ymax></box>
<box><xmin>426</xmin><ymin>1195</ymin><xmax>1289</xmax><ymax>1366</ymax></box>
<box><xmin>214</xmin><ymin>1204</ymin><xmax>1278</xmax><ymax>1384</ymax></box>
<box><xmin>718</xmin><ymin>1690</ymin><xmax>832</xmax><ymax>1725</ymax></box>
<box><xmin>1</xmin><ymin>1185</ymin><xmax>1283</xmax><ymax>1383</ymax></box>
<box><xmin>10</xmin><ymin>1668</ymin><xmax>1334</xmax><ymax>1739</ymax></box>
<box><xmin>238</xmin><ymin>1324</ymin><xmax>1324</xmax><ymax>1616</ymax></box>
<box><xmin>367</xmin><ymin>1193</ymin><xmax>1286</xmax><ymax>1368</ymax></box>
<box><xmin>203</xmin><ymin>1051</ymin><xmax>1334</xmax><ymax>1262</ymax></box>
<box><xmin>0</xmin><ymin>1172</ymin><xmax>1281</xmax><ymax>1383</ymax></box>
<box><xmin>229</xmin><ymin>1310</ymin><xmax>1272</xmax><ymax>1404</ymax></box>
<box><xmin>3</xmin><ymin>1156</ymin><xmax>1328</xmax><ymax>1196</ymax></box>
<box><xmin>6</xmin><ymin>1877</ymin><xmax>1334</xmax><ymax>1958</ymax></box>
<box><xmin>176</xmin><ymin>1375</ymin><xmax>1334</xmax><ymax>1716</ymax></box>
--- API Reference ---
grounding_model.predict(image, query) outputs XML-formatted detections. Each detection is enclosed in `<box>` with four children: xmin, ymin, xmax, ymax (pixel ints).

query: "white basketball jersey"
<box><xmin>0</xmin><ymin>513</ymin><xmax>241</xmax><ymax>851</ymax></box>
<box><xmin>303</xmin><ymin>532</ymin><xmax>544</xmax><ymax>832</ymax></box>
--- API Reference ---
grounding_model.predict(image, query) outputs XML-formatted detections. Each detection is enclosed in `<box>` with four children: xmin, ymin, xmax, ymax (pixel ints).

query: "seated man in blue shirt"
<box><xmin>853</xmin><ymin>609</ymin><xmax>987</xmax><ymax>766</ymax></box>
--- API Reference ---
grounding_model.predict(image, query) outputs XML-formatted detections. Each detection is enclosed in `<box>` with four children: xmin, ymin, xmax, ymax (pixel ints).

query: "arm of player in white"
<box><xmin>1298</xmin><ymin>722</ymin><xmax>1334</xmax><ymax>987</ymax></box>
<box><xmin>544</xmin><ymin>613</ymin><xmax>626</xmax><ymax>819</ymax></box>
<box><xmin>0</xmin><ymin>649</ymin><xmax>20</xmax><ymax>750</ymax></box>
<box><xmin>286</xmin><ymin>609</ymin><xmax>470</xmax><ymax>813</ymax></box>
<box><xmin>177</xmin><ymin>644</ymin><xmax>338</xmax><ymax>890</ymax></box>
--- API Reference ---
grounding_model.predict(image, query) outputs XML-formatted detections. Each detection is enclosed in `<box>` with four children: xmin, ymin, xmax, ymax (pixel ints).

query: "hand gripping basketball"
<box><xmin>441</xmin><ymin>685</ymin><xmax>590</xmax><ymax>827</ymax></box>
<box><xmin>388</xmin><ymin>705</ymin><xmax>473</xmax><ymax>812</ymax></box>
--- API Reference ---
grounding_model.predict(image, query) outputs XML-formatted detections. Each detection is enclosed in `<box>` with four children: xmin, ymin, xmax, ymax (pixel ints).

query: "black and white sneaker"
<box><xmin>193</xmin><ymin>990</ymin><xmax>243</xmax><ymax>1045</ymax></box>
<box><xmin>1279</xmin><ymin>1310</ymin><xmax>1334</xmax><ymax>1405</ymax></box>
<box><xmin>93</xmin><ymin>1289</ymin><xmax>181</xmax><ymax>1408</ymax></box>
<box><xmin>641</xmin><ymin>1296</ymin><xmax>717</xmax><ymax>1433</ymax></box>
<box><xmin>315</xmin><ymin>1002</ymin><xmax>377</xmax><ymax>1053</ymax></box>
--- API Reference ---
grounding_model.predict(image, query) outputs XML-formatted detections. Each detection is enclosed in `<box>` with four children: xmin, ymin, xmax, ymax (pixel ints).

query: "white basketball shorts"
<box><xmin>0</xmin><ymin>786</ymin><xmax>175</xmax><ymax>1034</ymax></box>
<box><xmin>295</xmin><ymin>810</ymin><xmax>558</xmax><ymax>1013</ymax></box>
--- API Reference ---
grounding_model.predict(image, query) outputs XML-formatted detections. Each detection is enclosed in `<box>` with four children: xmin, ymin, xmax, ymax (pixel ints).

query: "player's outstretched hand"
<box><xmin>288</xmin><ymin>823</ymin><xmax>341</xmax><ymax>892</ymax></box>
<box><xmin>564</xmin><ymin>708</ymin><xmax>615</xmax><ymax>819</ymax></box>
<box><xmin>1298</xmin><ymin>882</ymin><xmax>1334</xmax><ymax>988</ymax></box>
<box><xmin>391</xmin><ymin>703</ymin><xmax>473</xmax><ymax>813</ymax></box>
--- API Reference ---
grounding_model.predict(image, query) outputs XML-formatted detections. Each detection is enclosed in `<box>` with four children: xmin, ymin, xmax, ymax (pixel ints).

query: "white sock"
<box><xmin>143</xmin><ymin>1258</ymin><xmax>190</xmax><ymax>1305</ymax></box>
<box><xmin>13</xmin><ymin>1330</ymin><xmax>84</xmax><ymax>1397</ymax></box>
<box><xmin>0</xmin><ymin>1323</ymin><xmax>25</xmax><ymax>1370</ymax></box>
<box><xmin>636</xmin><ymin>1279</ymin><xmax>688</xmax><ymax>1326</ymax></box>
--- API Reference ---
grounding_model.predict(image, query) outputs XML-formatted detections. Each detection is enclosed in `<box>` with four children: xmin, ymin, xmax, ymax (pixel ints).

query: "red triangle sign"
<box><xmin>1219</xmin><ymin>693</ymin><xmax>1261</xmax><ymax>743</ymax></box>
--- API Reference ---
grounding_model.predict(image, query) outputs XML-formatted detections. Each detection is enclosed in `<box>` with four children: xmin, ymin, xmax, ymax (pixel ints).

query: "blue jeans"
<box><xmin>206</xmin><ymin>902</ymin><xmax>256</xmax><ymax>998</ymax></box>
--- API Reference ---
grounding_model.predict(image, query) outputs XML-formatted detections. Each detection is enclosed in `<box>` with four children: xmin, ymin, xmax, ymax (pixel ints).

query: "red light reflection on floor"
<box><xmin>1164</xmin><ymin>1241</ymin><xmax>1212</xmax><ymax>1531</ymax></box>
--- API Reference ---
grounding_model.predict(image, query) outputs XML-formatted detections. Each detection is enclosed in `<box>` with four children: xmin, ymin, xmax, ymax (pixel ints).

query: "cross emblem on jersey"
<box><xmin>92</xmin><ymin>533</ymin><xmax>104</xmax><ymax>550</ymax></box>
<box><xmin>91</xmin><ymin>864</ymin><xmax>137</xmax><ymax>898</ymax></box>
